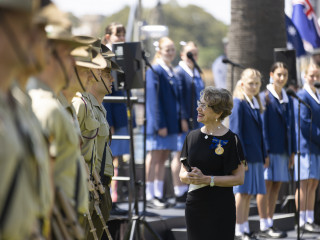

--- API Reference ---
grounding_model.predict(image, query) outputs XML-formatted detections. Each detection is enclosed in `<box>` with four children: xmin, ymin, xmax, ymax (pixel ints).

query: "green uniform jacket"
<box><xmin>0</xmin><ymin>91</ymin><xmax>37</xmax><ymax>240</ymax></box>
<box><xmin>58</xmin><ymin>93</ymin><xmax>89</xmax><ymax>214</ymax></box>
<box><xmin>72</xmin><ymin>92</ymin><xmax>100</xmax><ymax>169</ymax></box>
<box><xmin>28</xmin><ymin>78</ymin><xmax>78</xmax><ymax>209</ymax></box>
<box><xmin>87</xmin><ymin>92</ymin><xmax>114</xmax><ymax>177</ymax></box>
<box><xmin>12</xmin><ymin>82</ymin><xmax>53</xmax><ymax>222</ymax></box>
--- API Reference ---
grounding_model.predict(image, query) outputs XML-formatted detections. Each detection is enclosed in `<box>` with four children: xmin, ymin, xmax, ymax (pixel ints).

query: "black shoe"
<box><xmin>241</xmin><ymin>232</ymin><xmax>258</xmax><ymax>240</ymax></box>
<box><xmin>234</xmin><ymin>235</ymin><xmax>242</xmax><ymax>240</ymax></box>
<box><xmin>110</xmin><ymin>203</ymin><xmax>128</xmax><ymax>216</ymax></box>
<box><xmin>259</xmin><ymin>226</ymin><xmax>287</xmax><ymax>238</ymax></box>
<box><xmin>147</xmin><ymin>197</ymin><xmax>168</xmax><ymax>209</ymax></box>
<box><xmin>301</xmin><ymin>222</ymin><xmax>320</xmax><ymax>233</ymax></box>
<box><xmin>175</xmin><ymin>191</ymin><xmax>187</xmax><ymax>203</ymax></box>
<box><xmin>174</xmin><ymin>201</ymin><xmax>186</xmax><ymax>209</ymax></box>
<box><xmin>174</xmin><ymin>192</ymin><xmax>187</xmax><ymax>209</ymax></box>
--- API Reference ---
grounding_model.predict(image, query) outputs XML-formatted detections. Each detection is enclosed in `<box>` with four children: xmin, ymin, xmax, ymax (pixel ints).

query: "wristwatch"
<box><xmin>210</xmin><ymin>176</ymin><xmax>215</xmax><ymax>187</ymax></box>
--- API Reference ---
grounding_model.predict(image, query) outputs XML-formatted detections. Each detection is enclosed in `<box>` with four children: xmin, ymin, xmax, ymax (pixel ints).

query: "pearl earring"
<box><xmin>216</xmin><ymin>118</ymin><xmax>221</xmax><ymax>129</ymax></box>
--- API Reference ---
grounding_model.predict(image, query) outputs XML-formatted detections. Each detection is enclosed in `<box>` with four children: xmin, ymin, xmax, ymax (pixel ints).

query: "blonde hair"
<box><xmin>233</xmin><ymin>68</ymin><xmax>263</xmax><ymax>113</ymax></box>
<box><xmin>152</xmin><ymin>37</ymin><xmax>174</xmax><ymax>64</ymax></box>
<box><xmin>303</xmin><ymin>58</ymin><xmax>319</xmax><ymax>75</ymax></box>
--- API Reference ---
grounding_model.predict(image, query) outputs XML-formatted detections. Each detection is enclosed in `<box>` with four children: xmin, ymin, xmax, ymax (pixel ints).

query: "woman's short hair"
<box><xmin>200</xmin><ymin>87</ymin><xmax>233</xmax><ymax>121</ymax></box>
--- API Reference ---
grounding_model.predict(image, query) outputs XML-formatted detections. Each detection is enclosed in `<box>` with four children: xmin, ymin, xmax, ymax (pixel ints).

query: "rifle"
<box><xmin>93</xmin><ymin>201</ymin><xmax>113</xmax><ymax>240</ymax></box>
<box><xmin>85</xmin><ymin>209</ymin><xmax>98</xmax><ymax>240</ymax></box>
<box><xmin>83</xmin><ymin>158</ymin><xmax>113</xmax><ymax>240</ymax></box>
<box><xmin>93</xmin><ymin>168</ymin><xmax>105</xmax><ymax>194</ymax></box>
<box><xmin>54</xmin><ymin>187</ymin><xmax>84</xmax><ymax>239</ymax></box>
<box><xmin>51</xmin><ymin>204</ymin><xmax>73</xmax><ymax>240</ymax></box>
<box><xmin>83</xmin><ymin>159</ymin><xmax>99</xmax><ymax>240</ymax></box>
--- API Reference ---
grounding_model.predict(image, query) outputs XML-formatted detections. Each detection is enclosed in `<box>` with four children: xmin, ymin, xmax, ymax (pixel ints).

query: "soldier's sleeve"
<box><xmin>72</xmin><ymin>96</ymin><xmax>86</xmax><ymax>128</ymax></box>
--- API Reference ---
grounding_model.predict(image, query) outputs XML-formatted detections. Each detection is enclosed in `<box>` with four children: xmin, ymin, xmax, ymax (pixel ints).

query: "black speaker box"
<box><xmin>273</xmin><ymin>48</ymin><xmax>298</xmax><ymax>87</ymax></box>
<box><xmin>112</xmin><ymin>42</ymin><xmax>144</xmax><ymax>91</ymax></box>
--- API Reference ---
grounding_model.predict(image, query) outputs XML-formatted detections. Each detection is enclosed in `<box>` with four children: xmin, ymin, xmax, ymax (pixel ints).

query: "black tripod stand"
<box><xmin>297</xmin><ymin>100</ymin><xmax>302</xmax><ymax>240</ymax></box>
<box><xmin>123</xmin><ymin>54</ymin><xmax>162</xmax><ymax>240</ymax></box>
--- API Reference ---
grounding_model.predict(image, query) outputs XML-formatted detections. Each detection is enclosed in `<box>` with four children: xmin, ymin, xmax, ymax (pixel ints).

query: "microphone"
<box><xmin>142</xmin><ymin>50</ymin><xmax>156</xmax><ymax>74</ymax></box>
<box><xmin>187</xmin><ymin>52</ymin><xmax>203</xmax><ymax>74</ymax></box>
<box><xmin>222</xmin><ymin>58</ymin><xmax>245</xmax><ymax>69</ymax></box>
<box><xmin>286</xmin><ymin>88</ymin><xmax>311</xmax><ymax>109</ymax></box>
<box><xmin>314</xmin><ymin>82</ymin><xmax>320</xmax><ymax>89</ymax></box>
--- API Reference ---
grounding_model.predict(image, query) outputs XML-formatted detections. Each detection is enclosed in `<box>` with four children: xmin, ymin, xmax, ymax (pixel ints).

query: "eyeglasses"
<box><xmin>197</xmin><ymin>100</ymin><xmax>211</xmax><ymax>110</ymax></box>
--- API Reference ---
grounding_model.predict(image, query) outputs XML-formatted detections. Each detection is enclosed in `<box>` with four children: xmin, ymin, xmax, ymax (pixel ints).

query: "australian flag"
<box><xmin>285</xmin><ymin>14</ymin><xmax>306</xmax><ymax>57</ymax></box>
<box><xmin>292</xmin><ymin>0</ymin><xmax>320</xmax><ymax>52</ymax></box>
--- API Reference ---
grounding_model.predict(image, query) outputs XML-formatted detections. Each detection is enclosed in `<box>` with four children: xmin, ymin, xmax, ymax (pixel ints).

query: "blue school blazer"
<box><xmin>146</xmin><ymin>64</ymin><xmax>182</xmax><ymax>135</ymax></box>
<box><xmin>260</xmin><ymin>90</ymin><xmax>296</xmax><ymax>155</ymax></box>
<box><xmin>229</xmin><ymin>98</ymin><xmax>267</xmax><ymax>163</ymax></box>
<box><xmin>295</xmin><ymin>89</ymin><xmax>320</xmax><ymax>154</ymax></box>
<box><xmin>174</xmin><ymin>65</ymin><xmax>205</xmax><ymax>130</ymax></box>
<box><xmin>102</xmin><ymin>89</ymin><xmax>127</xmax><ymax>129</ymax></box>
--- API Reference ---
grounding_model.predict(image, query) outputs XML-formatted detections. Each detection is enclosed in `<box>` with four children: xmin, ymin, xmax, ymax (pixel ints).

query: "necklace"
<box><xmin>204</xmin><ymin>124</ymin><xmax>221</xmax><ymax>139</ymax></box>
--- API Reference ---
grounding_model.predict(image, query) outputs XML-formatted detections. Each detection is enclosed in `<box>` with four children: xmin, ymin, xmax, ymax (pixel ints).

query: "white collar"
<box><xmin>106</xmin><ymin>43</ymin><xmax>112</xmax><ymax>49</ymax></box>
<box><xmin>157</xmin><ymin>58</ymin><xmax>173</xmax><ymax>77</ymax></box>
<box><xmin>178</xmin><ymin>61</ymin><xmax>200</xmax><ymax>78</ymax></box>
<box><xmin>304</xmin><ymin>83</ymin><xmax>320</xmax><ymax>104</ymax></box>
<box><xmin>243</xmin><ymin>92</ymin><xmax>260</xmax><ymax>109</ymax></box>
<box><xmin>266</xmin><ymin>84</ymin><xmax>289</xmax><ymax>104</ymax></box>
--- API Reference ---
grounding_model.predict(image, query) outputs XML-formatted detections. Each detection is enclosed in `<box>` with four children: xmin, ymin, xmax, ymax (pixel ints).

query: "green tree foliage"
<box><xmin>98</xmin><ymin>3</ymin><xmax>228</xmax><ymax>68</ymax></box>
<box><xmin>99</xmin><ymin>6</ymin><xmax>130</xmax><ymax>36</ymax></box>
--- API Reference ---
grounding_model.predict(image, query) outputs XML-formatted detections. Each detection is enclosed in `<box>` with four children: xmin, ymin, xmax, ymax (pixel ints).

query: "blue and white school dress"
<box><xmin>294</xmin><ymin>84</ymin><xmax>320</xmax><ymax>181</ymax></box>
<box><xmin>146</xmin><ymin>59</ymin><xmax>182</xmax><ymax>151</ymax></box>
<box><xmin>103</xmin><ymin>89</ymin><xmax>131</xmax><ymax>156</ymax></box>
<box><xmin>260</xmin><ymin>84</ymin><xmax>296</xmax><ymax>182</ymax></box>
<box><xmin>175</xmin><ymin>61</ymin><xmax>205</xmax><ymax>150</ymax></box>
<box><xmin>229</xmin><ymin>94</ymin><xmax>266</xmax><ymax>195</ymax></box>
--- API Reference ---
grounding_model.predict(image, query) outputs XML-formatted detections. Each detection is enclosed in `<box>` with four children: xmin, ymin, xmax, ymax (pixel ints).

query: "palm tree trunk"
<box><xmin>227</xmin><ymin>0</ymin><xmax>286</xmax><ymax>91</ymax></box>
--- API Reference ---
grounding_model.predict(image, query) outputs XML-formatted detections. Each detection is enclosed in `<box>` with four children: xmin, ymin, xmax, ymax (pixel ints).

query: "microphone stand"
<box><xmin>231</xmin><ymin>64</ymin><xmax>235</xmax><ymax>92</ymax></box>
<box><xmin>124</xmin><ymin>51</ymin><xmax>161</xmax><ymax>240</ymax></box>
<box><xmin>297</xmin><ymin>101</ymin><xmax>301</xmax><ymax>240</ymax></box>
<box><xmin>222</xmin><ymin>59</ymin><xmax>244</xmax><ymax>92</ymax></box>
<box><xmin>190</xmin><ymin>68</ymin><xmax>195</xmax><ymax>130</ymax></box>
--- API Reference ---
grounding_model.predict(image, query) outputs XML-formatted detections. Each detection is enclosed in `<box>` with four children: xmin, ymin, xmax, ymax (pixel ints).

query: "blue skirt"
<box><xmin>264</xmin><ymin>153</ymin><xmax>290</xmax><ymax>182</ymax></box>
<box><xmin>177</xmin><ymin>132</ymin><xmax>187</xmax><ymax>151</ymax></box>
<box><xmin>110</xmin><ymin>126</ymin><xmax>130</xmax><ymax>156</ymax></box>
<box><xmin>294</xmin><ymin>154</ymin><xmax>320</xmax><ymax>181</ymax></box>
<box><xmin>233</xmin><ymin>162</ymin><xmax>266</xmax><ymax>195</ymax></box>
<box><xmin>146</xmin><ymin>133</ymin><xmax>178</xmax><ymax>151</ymax></box>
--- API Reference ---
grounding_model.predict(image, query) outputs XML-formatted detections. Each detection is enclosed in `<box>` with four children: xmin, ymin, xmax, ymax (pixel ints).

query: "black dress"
<box><xmin>181</xmin><ymin>129</ymin><xmax>244</xmax><ymax>240</ymax></box>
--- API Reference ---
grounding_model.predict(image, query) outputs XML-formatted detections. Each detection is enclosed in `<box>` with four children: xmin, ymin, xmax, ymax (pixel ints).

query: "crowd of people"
<box><xmin>1</xmin><ymin>0</ymin><xmax>320</xmax><ymax>240</ymax></box>
<box><xmin>179</xmin><ymin>61</ymin><xmax>320</xmax><ymax>240</ymax></box>
<box><xmin>0</xmin><ymin>0</ymin><xmax>125</xmax><ymax>239</ymax></box>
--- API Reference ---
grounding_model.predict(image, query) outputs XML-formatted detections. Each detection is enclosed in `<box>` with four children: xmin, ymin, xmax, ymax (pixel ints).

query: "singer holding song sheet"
<box><xmin>179</xmin><ymin>87</ymin><xmax>245</xmax><ymax>240</ymax></box>
<box><xmin>294</xmin><ymin>61</ymin><xmax>320</xmax><ymax>233</ymax></box>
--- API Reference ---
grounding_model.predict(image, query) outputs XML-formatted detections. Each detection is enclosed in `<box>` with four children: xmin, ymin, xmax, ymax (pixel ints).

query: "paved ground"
<box><xmin>259</xmin><ymin>230</ymin><xmax>320</xmax><ymax>240</ymax></box>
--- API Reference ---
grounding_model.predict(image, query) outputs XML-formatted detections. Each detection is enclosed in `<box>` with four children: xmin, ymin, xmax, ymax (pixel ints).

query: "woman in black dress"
<box><xmin>179</xmin><ymin>87</ymin><xmax>246</xmax><ymax>240</ymax></box>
